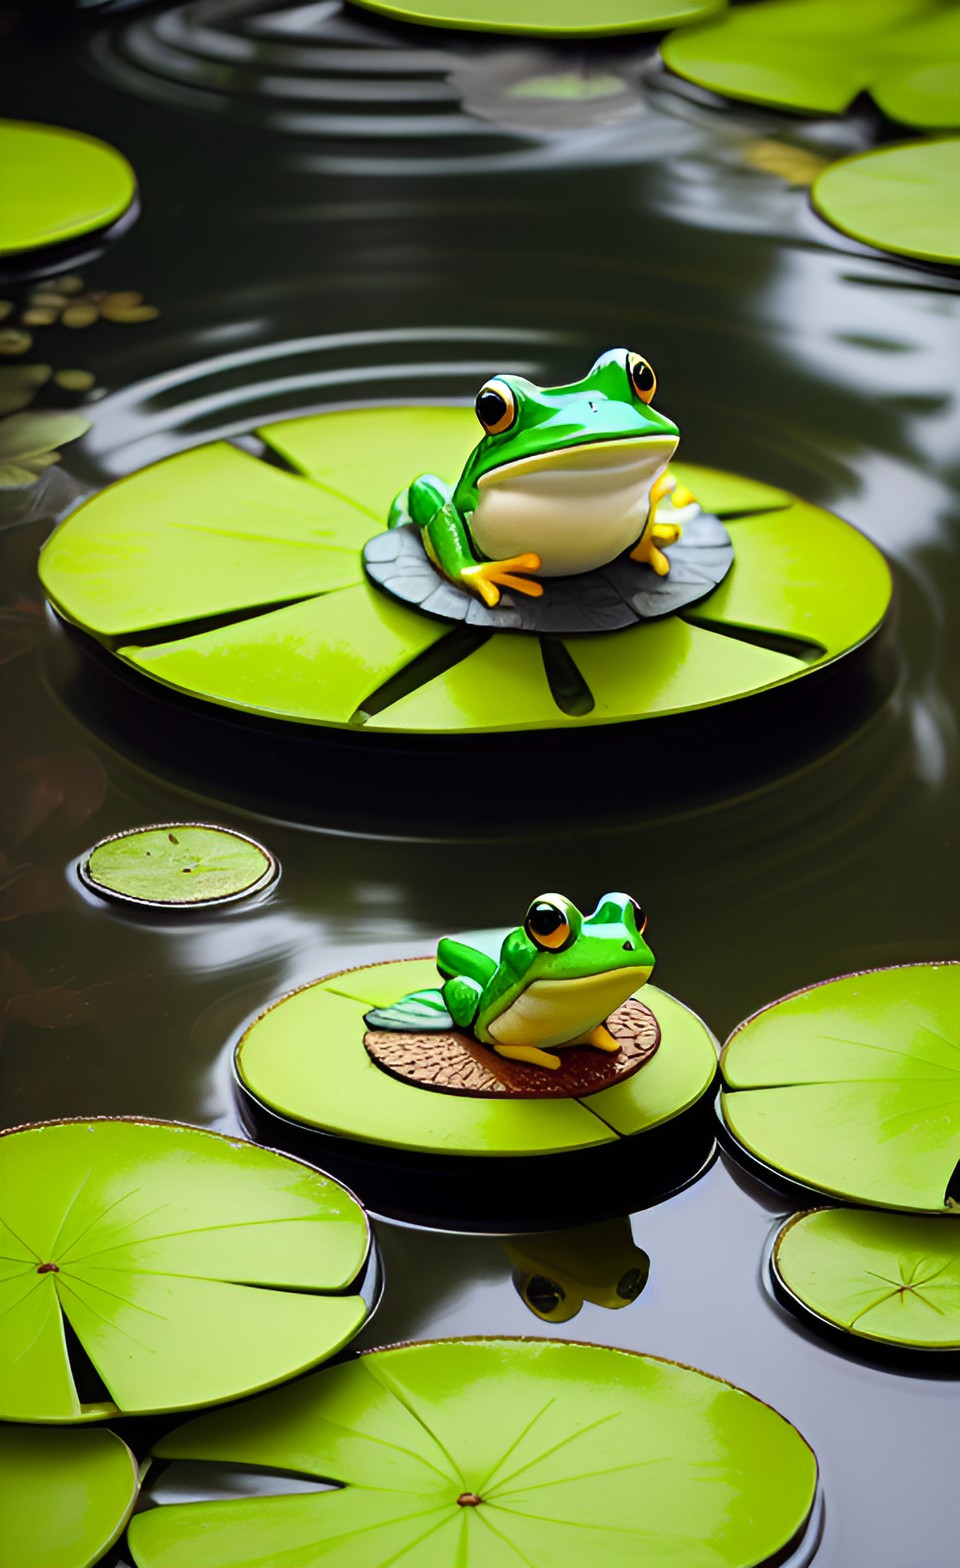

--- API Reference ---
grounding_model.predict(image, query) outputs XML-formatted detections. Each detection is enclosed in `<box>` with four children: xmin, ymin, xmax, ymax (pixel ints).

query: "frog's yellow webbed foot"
<box><xmin>630</xmin><ymin>472</ymin><xmax>684</xmax><ymax>578</ymax></box>
<box><xmin>569</xmin><ymin>1023</ymin><xmax>621</xmax><ymax>1053</ymax></box>
<box><xmin>494</xmin><ymin>1042</ymin><xmax>561</xmax><ymax>1070</ymax></box>
<box><xmin>461</xmin><ymin>553</ymin><xmax>543</xmax><ymax>608</ymax></box>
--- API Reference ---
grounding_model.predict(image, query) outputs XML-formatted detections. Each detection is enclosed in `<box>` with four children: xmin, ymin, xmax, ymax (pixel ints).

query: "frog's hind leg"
<box><xmin>493</xmin><ymin>1042</ymin><xmax>562</xmax><ymax>1071</ymax></box>
<box><xmin>566</xmin><ymin>1023</ymin><xmax>621</xmax><ymax>1053</ymax></box>
<box><xmin>630</xmin><ymin>472</ymin><xmax>683</xmax><ymax>577</ymax></box>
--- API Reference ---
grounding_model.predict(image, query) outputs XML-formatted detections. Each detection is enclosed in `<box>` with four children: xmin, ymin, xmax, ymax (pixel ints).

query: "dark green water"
<box><xmin>1</xmin><ymin>3</ymin><xmax>958</xmax><ymax>1564</ymax></box>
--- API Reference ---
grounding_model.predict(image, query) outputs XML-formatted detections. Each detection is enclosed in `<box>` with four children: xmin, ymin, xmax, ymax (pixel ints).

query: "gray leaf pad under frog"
<box><xmin>363</xmin><ymin>510</ymin><xmax>734</xmax><ymax>634</ymax></box>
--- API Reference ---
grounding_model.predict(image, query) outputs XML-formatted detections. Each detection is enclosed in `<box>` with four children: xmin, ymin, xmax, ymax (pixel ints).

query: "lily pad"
<box><xmin>661</xmin><ymin>0</ymin><xmax>960</xmax><ymax>129</ymax></box>
<box><xmin>238</xmin><ymin>959</ymin><xmax>718</xmax><ymax>1156</ymax></box>
<box><xmin>0</xmin><ymin>1118</ymin><xmax>372</xmax><ymax>1422</ymax></box>
<box><xmin>129</xmin><ymin>1337</ymin><xmax>818</xmax><ymax>1568</ymax></box>
<box><xmin>0</xmin><ymin>120</ymin><xmax>138</xmax><ymax>259</ymax></box>
<box><xmin>80</xmin><ymin>822</ymin><xmax>278</xmax><ymax>908</ymax></box>
<box><xmin>39</xmin><ymin>406</ymin><xmax>890</xmax><ymax>735</ymax></box>
<box><xmin>772</xmin><ymin>1208</ymin><xmax>960</xmax><ymax>1352</ymax></box>
<box><xmin>348</xmin><ymin>0</ymin><xmax>727</xmax><ymax>38</ymax></box>
<box><xmin>721</xmin><ymin>963</ymin><xmax>960</xmax><ymax>1213</ymax></box>
<box><xmin>811</xmin><ymin>138</ymin><xmax>960</xmax><ymax>265</ymax></box>
<box><xmin>0</xmin><ymin>1425</ymin><xmax>139</xmax><ymax>1568</ymax></box>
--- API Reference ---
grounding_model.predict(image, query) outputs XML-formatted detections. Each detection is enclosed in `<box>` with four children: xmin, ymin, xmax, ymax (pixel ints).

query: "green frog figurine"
<box><xmin>364</xmin><ymin>892</ymin><xmax>655</xmax><ymax>1071</ymax></box>
<box><xmin>389</xmin><ymin>349</ymin><xmax>689</xmax><ymax>608</ymax></box>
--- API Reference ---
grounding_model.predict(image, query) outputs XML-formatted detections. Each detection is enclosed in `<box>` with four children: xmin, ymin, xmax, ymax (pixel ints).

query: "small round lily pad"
<box><xmin>661</xmin><ymin>0</ymin><xmax>960</xmax><ymax>129</ymax></box>
<box><xmin>349</xmin><ymin>0</ymin><xmax>727</xmax><ymax>38</ymax></box>
<box><xmin>811</xmin><ymin>138</ymin><xmax>960</xmax><ymax>265</ymax></box>
<box><xmin>365</xmin><ymin>994</ymin><xmax>660</xmax><ymax>1097</ymax></box>
<box><xmin>772</xmin><ymin>1208</ymin><xmax>960</xmax><ymax>1352</ymax></box>
<box><xmin>0</xmin><ymin>1425</ymin><xmax>139</xmax><ymax>1568</ymax></box>
<box><xmin>38</xmin><ymin>406</ymin><xmax>891</xmax><ymax>735</ymax></box>
<box><xmin>80</xmin><ymin>822</ymin><xmax>278</xmax><ymax>908</ymax></box>
<box><xmin>721</xmin><ymin>963</ymin><xmax>960</xmax><ymax>1213</ymax></box>
<box><xmin>0</xmin><ymin>1118</ymin><xmax>372</xmax><ymax>1422</ymax></box>
<box><xmin>0</xmin><ymin>120</ymin><xmax>138</xmax><ymax>261</ymax></box>
<box><xmin>128</xmin><ymin>1337</ymin><xmax>818</xmax><ymax>1568</ymax></box>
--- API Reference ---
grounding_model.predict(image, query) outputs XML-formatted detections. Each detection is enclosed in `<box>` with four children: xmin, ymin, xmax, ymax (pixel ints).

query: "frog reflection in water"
<box><xmin>364</xmin><ymin>893</ymin><xmax>654</xmax><ymax>1071</ymax></box>
<box><xmin>389</xmin><ymin>348</ymin><xmax>690</xmax><ymax>607</ymax></box>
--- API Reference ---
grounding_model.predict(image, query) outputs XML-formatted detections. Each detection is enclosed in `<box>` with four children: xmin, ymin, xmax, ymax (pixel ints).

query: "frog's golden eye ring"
<box><xmin>627</xmin><ymin>353</ymin><xmax>657</xmax><ymax>405</ymax></box>
<box><xmin>476</xmin><ymin>378</ymin><xmax>517</xmax><ymax>435</ymax></box>
<box><xmin>525</xmin><ymin>895</ymin><xmax>574</xmax><ymax>952</ymax></box>
<box><xmin>629</xmin><ymin>897</ymin><xmax>648</xmax><ymax>935</ymax></box>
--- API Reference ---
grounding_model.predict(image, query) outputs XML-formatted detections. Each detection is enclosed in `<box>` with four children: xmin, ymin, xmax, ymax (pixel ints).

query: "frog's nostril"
<box><xmin>623</xmin><ymin>940</ymin><xmax>633</xmax><ymax>951</ymax></box>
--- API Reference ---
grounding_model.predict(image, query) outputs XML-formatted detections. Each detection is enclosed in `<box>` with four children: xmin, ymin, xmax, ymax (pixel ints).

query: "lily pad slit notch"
<box><xmin>78</xmin><ymin>822</ymin><xmax>279</xmax><ymax>910</ymax></box>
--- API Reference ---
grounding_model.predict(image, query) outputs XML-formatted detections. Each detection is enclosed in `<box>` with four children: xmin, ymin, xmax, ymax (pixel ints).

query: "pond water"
<box><xmin>1</xmin><ymin>4</ymin><xmax>958</xmax><ymax>1565</ymax></box>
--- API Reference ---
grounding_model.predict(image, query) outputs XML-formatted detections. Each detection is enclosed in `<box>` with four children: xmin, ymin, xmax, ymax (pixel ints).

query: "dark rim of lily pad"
<box><xmin>78</xmin><ymin>821</ymin><xmax>279</xmax><ymax>909</ymax></box>
<box><xmin>364</xmin><ymin>994</ymin><xmax>661</xmax><ymax>1097</ymax></box>
<box><xmin>362</xmin><ymin>511</ymin><xmax>734</xmax><ymax>634</ymax></box>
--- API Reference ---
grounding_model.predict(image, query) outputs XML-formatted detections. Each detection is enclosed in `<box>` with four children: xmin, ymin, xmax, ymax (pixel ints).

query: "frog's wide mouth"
<box><xmin>476</xmin><ymin>433</ymin><xmax>678</xmax><ymax>488</ymax></box>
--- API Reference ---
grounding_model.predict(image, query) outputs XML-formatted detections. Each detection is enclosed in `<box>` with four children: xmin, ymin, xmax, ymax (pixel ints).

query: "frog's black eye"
<box><xmin>525</xmin><ymin>895</ymin><xmax>574</xmax><ymax>952</ymax></box>
<box><xmin>629</xmin><ymin>897</ymin><xmax>648</xmax><ymax>935</ymax></box>
<box><xmin>476</xmin><ymin>378</ymin><xmax>517</xmax><ymax>435</ymax></box>
<box><xmin>627</xmin><ymin>353</ymin><xmax>657</xmax><ymax>405</ymax></box>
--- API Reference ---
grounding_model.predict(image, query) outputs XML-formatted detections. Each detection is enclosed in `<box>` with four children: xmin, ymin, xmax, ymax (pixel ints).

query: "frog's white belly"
<box><xmin>485</xmin><ymin>967</ymin><xmax>651</xmax><ymax>1051</ymax></box>
<box><xmin>471</xmin><ymin>435</ymin><xmax>677</xmax><ymax>576</ymax></box>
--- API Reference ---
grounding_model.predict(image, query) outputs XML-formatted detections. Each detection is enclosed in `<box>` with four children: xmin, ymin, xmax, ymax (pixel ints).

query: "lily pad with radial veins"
<box><xmin>661</xmin><ymin>0</ymin><xmax>960</xmax><ymax>129</ymax></box>
<box><xmin>348</xmin><ymin>0</ymin><xmax>727</xmax><ymax>39</ymax></box>
<box><xmin>721</xmin><ymin>964</ymin><xmax>960</xmax><ymax>1213</ymax></box>
<box><xmin>772</xmin><ymin>1208</ymin><xmax>960</xmax><ymax>1352</ymax></box>
<box><xmin>0</xmin><ymin>1425</ymin><xmax>139</xmax><ymax>1568</ymax></box>
<box><xmin>0</xmin><ymin>1119</ymin><xmax>371</xmax><ymax>1423</ymax></box>
<box><xmin>128</xmin><ymin>1338</ymin><xmax>819</xmax><ymax>1568</ymax></box>
<box><xmin>812</xmin><ymin>138</ymin><xmax>960</xmax><ymax>265</ymax></box>
<box><xmin>38</xmin><ymin>406</ymin><xmax>891</xmax><ymax>734</ymax></box>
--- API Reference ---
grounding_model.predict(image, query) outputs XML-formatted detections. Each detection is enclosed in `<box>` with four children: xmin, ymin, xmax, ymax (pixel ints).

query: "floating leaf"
<box><xmin>812</xmin><ymin>138</ymin><xmax>960</xmax><ymax>265</ymax></box>
<box><xmin>0</xmin><ymin>119</ymin><xmax>138</xmax><ymax>259</ymax></box>
<box><xmin>128</xmin><ymin>1337</ymin><xmax>818</xmax><ymax>1568</ymax></box>
<box><xmin>350</xmin><ymin>0</ymin><xmax>726</xmax><ymax>35</ymax></box>
<box><xmin>772</xmin><ymin>1208</ymin><xmax>960</xmax><ymax>1351</ymax></box>
<box><xmin>0</xmin><ymin>1425</ymin><xmax>139</xmax><ymax>1568</ymax></box>
<box><xmin>39</xmin><ymin>408</ymin><xmax>890</xmax><ymax>733</ymax></box>
<box><xmin>662</xmin><ymin>0</ymin><xmax>960</xmax><ymax>129</ymax></box>
<box><xmin>238</xmin><ymin>960</ymin><xmax>718</xmax><ymax>1155</ymax></box>
<box><xmin>0</xmin><ymin>363</ymin><xmax>52</xmax><ymax>414</ymax></box>
<box><xmin>81</xmin><ymin>823</ymin><xmax>278</xmax><ymax>908</ymax></box>
<box><xmin>0</xmin><ymin>411</ymin><xmax>90</xmax><ymax>488</ymax></box>
<box><xmin>721</xmin><ymin>964</ymin><xmax>960</xmax><ymax>1212</ymax></box>
<box><xmin>0</xmin><ymin>1118</ymin><xmax>371</xmax><ymax>1421</ymax></box>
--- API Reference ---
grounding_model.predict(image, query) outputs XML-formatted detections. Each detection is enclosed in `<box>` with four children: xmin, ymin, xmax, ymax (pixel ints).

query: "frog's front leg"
<box><xmin>441</xmin><ymin>974</ymin><xmax>485</xmax><ymax>1032</ymax></box>
<box><xmin>492</xmin><ymin>1042</ymin><xmax>562</xmax><ymax>1071</ymax></box>
<box><xmin>630</xmin><ymin>472</ymin><xmax>684</xmax><ymax>577</ymax></box>
<box><xmin>404</xmin><ymin>474</ymin><xmax>543</xmax><ymax>608</ymax></box>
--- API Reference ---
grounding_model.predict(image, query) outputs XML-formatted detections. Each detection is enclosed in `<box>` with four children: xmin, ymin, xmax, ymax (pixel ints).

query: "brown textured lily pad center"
<box><xmin>364</xmin><ymin>995</ymin><xmax>660</xmax><ymax>1098</ymax></box>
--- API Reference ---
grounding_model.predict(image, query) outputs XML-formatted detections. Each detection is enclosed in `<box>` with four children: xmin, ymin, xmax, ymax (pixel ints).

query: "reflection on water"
<box><xmin>1</xmin><ymin>6</ymin><xmax>958</xmax><ymax>1566</ymax></box>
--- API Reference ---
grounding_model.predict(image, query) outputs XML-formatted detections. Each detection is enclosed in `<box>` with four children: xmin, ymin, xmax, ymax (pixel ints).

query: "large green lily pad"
<box><xmin>0</xmin><ymin>120</ymin><xmax>138</xmax><ymax>259</ymax></box>
<box><xmin>349</xmin><ymin>0</ymin><xmax>727</xmax><ymax>39</ymax></box>
<box><xmin>237</xmin><ymin>960</ymin><xmax>719</xmax><ymax>1156</ymax></box>
<box><xmin>721</xmin><ymin>964</ymin><xmax>960</xmax><ymax>1213</ymax></box>
<box><xmin>38</xmin><ymin>406</ymin><xmax>890</xmax><ymax>735</ymax></box>
<box><xmin>772</xmin><ymin>1208</ymin><xmax>960</xmax><ymax>1351</ymax></box>
<box><xmin>661</xmin><ymin>0</ymin><xmax>960</xmax><ymax>129</ymax></box>
<box><xmin>128</xmin><ymin>1337</ymin><xmax>818</xmax><ymax>1568</ymax></box>
<box><xmin>812</xmin><ymin>138</ymin><xmax>960</xmax><ymax>265</ymax></box>
<box><xmin>80</xmin><ymin>822</ymin><xmax>278</xmax><ymax>908</ymax></box>
<box><xmin>0</xmin><ymin>1425</ymin><xmax>139</xmax><ymax>1568</ymax></box>
<box><xmin>0</xmin><ymin>1119</ymin><xmax>371</xmax><ymax>1422</ymax></box>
